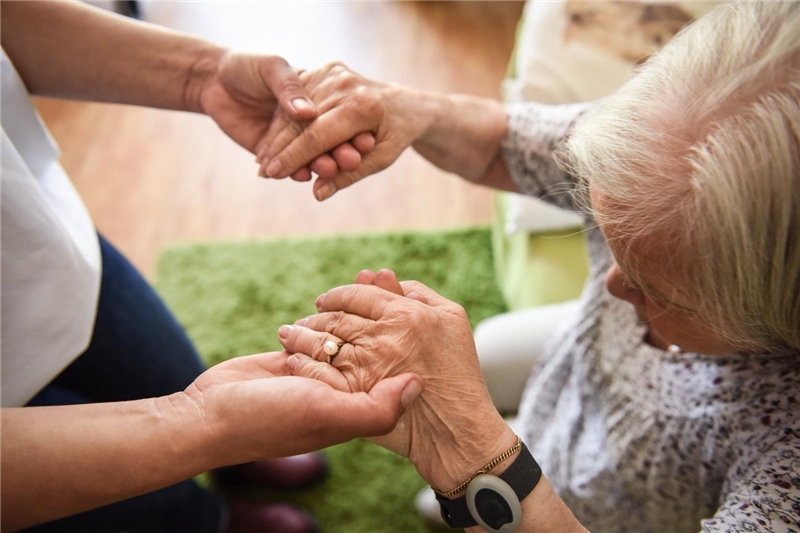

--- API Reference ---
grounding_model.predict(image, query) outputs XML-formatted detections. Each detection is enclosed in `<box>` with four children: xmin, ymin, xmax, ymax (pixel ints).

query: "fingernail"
<box><xmin>278</xmin><ymin>325</ymin><xmax>293</xmax><ymax>339</ymax></box>
<box><xmin>295</xmin><ymin>317</ymin><xmax>309</xmax><ymax>327</ymax></box>
<box><xmin>292</xmin><ymin>98</ymin><xmax>313</xmax><ymax>113</ymax></box>
<box><xmin>316</xmin><ymin>181</ymin><xmax>336</xmax><ymax>201</ymax></box>
<box><xmin>286</xmin><ymin>355</ymin><xmax>298</xmax><ymax>370</ymax></box>
<box><xmin>401</xmin><ymin>380</ymin><xmax>423</xmax><ymax>408</ymax></box>
<box><xmin>266</xmin><ymin>159</ymin><xmax>282</xmax><ymax>178</ymax></box>
<box><xmin>316</xmin><ymin>294</ymin><xmax>326</xmax><ymax>309</ymax></box>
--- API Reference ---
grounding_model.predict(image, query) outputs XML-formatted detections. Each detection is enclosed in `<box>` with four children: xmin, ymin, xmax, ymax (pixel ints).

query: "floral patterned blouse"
<box><xmin>501</xmin><ymin>101</ymin><xmax>800</xmax><ymax>533</ymax></box>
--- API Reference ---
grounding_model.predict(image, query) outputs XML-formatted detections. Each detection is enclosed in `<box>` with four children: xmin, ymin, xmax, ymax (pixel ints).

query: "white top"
<box><xmin>1</xmin><ymin>49</ymin><xmax>101</xmax><ymax>407</ymax></box>
<box><xmin>502</xmin><ymin>102</ymin><xmax>800</xmax><ymax>533</ymax></box>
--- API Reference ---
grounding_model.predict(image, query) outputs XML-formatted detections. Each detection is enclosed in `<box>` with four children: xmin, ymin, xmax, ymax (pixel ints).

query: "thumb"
<box><xmin>261</xmin><ymin>57</ymin><xmax>317</xmax><ymax>121</ymax></box>
<box><xmin>335</xmin><ymin>373</ymin><xmax>423</xmax><ymax>438</ymax></box>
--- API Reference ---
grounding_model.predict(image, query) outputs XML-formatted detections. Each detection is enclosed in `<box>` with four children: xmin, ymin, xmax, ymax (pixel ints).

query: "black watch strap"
<box><xmin>435</xmin><ymin>442</ymin><xmax>542</xmax><ymax>529</ymax></box>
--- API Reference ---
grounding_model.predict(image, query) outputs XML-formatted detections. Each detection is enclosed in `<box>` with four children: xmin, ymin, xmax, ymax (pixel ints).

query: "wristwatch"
<box><xmin>435</xmin><ymin>442</ymin><xmax>541</xmax><ymax>532</ymax></box>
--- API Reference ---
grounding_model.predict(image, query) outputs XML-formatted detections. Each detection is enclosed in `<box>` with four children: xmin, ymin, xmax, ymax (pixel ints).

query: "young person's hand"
<box><xmin>182</xmin><ymin>350</ymin><xmax>423</xmax><ymax>464</ymax></box>
<box><xmin>199</xmin><ymin>53</ymin><xmax>375</xmax><ymax>182</ymax></box>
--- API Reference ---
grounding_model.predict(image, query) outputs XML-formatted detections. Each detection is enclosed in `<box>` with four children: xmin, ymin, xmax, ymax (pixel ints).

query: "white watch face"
<box><xmin>466</xmin><ymin>474</ymin><xmax>522</xmax><ymax>533</ymax></box>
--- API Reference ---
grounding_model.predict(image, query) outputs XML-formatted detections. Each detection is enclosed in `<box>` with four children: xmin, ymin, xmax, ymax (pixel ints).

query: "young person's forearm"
<box><xmin>412</xmin><ymin>92</ymin><xmax>517</xmax><ymax>192</ymax></box>
<box><xmin>0</xmin><ymin>394</ymin><xmax>216</xmax><ymax>531</ymax></box>
<box><xmin>0</xmin><ymin>0</ymin><xmax>223</xmax><ymax>112</ymax></box>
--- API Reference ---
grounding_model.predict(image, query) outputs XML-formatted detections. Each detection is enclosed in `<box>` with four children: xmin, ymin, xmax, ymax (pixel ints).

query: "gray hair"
<box><xmin>565</xmin><ymin>1</ymin><xmax>800</xmax><ymax>354</ymax></box>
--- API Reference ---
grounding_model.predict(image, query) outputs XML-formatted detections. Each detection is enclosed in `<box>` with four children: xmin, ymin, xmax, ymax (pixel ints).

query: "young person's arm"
<box><xmin>1</xmin><ymin>351</ymin><xmax>421</xmax><ymax>531</ymax></box>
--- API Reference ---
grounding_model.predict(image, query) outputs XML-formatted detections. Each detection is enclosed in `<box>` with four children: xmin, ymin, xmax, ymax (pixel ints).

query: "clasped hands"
<box><xmin>276</xmin><ymin>269</ymin><xmax>516</xmax><ymax>493</ymax></box>
<box><xmin>250</xmin><ymin>61</ymin><xmax>440</xmax><ymax>201</ymax></box>
<box><xmin>203</xmin><ymin>54</ymin><xmax>499</xmax><ymax>201</ymax></box>
<box><xmin>195</xmin><ymin>55</ymin><xmax>514</xmax><ymax>488</ymax></box>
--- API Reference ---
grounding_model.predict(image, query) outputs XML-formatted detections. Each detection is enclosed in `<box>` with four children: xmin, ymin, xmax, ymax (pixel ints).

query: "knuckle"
<box><xmin>306</xmin><ymin>364</ymin><xmax>328</xmax><ymax>381</ymax></box>
<box><xmin>357</xmin><ymin>87</ymin><xmax>379</xmax><ymax>109</ymax></box>
<box><xmin>327</xmin><ymin>61</ymin><xmax>347</xmax><ymax>74</ymax></box>
<box><xmin>362</xmin><ymin>335</ymin><xmax>380</xmax><ymax>353</ymax></box>
<box><xmin>402</xmin><ymin>280</ymin><xmax>421</xmax><ymax>293</ymax></box>
<box><xmin>340</xmin><ymin>284</ymin><xmax>360</xmax><ymax>300</ymax></box>
<box><xmin>311</xmin><ymin>337</ymin><xmax>328</xmax><ymax>361</ymax></box>
<box><xmin>402</xmin><ymin>308</ymin><xmax>425</xmax><ymax>331</ymax></box>
<box><xmin>268</xmin><ymin>55</ymin><xmax>291</xmax><ymax>69</ymax></box>
<box><xmin>329</xmin><ymin>311</ymin><xmax>345</xmax><ymax>329</ymax></box>
<box><xmin>338</xmin><ymin>71</ymin><xmax>358</xmax><ymax>88</ymax></box>
<box><xmin>276</xmin><ymin>77</ymin><xmax>302</xmax><ymax>95</ymax></box>
<box><xmin>451</xmin><ymin>304</ymin><xmax>468</xmax><ymax>320</ymax></box>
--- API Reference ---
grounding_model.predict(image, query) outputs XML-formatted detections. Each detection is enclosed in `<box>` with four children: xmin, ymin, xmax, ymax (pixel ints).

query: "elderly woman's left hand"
<box><xmin>277</xmin><ymin>270</ymin><xmax>516</xmax><ymax>493</ymax></box>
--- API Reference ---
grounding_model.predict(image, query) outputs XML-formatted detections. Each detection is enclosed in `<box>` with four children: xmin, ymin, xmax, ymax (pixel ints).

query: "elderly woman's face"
<box><xmin>590</xmin><ymin>185</ymin><xmax>738</xmax><ymax>355</ymax></box>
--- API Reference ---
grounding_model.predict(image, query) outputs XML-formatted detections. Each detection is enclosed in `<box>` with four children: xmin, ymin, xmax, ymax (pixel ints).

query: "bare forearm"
<box><xmin>412</xmin><ymin>92</ymin><xmax>517</xmax><ymax>192</ymax></box>
<box><xmin>0</xmin><ymin>0</ymin><xmax>224</xmax><ymax>112</ymax></box>
<box><xmin>0</xmin><ymin>394</ymin><xmax>216</xmax><ymax>530</ymax></box>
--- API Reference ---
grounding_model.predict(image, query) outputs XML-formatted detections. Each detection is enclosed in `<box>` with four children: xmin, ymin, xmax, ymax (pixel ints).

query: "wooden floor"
<box><xmin>33</xmin><ymin>1</ymin><xmax>523</xmax><ymax>278</ymax></box>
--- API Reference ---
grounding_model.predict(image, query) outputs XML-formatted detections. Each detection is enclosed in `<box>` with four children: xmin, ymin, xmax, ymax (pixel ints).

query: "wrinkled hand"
<box><xmin>256</xmin><ymin>62</ymin><xmax>438</xmax><ymax>201</ymax></box>
<box><xmin>198</xmin><ymin>52</ymin><xmax>374</xmax><ymax>182</ymax></box>
<box><xmin>181</xmin><ymin>350</ymin><xmax>422</xmax><ymax>464</ymax></box>
<box><xmin>277</xmin><ymin>271</ymin><xmax>512</xmax><ymax>490</ymax></box>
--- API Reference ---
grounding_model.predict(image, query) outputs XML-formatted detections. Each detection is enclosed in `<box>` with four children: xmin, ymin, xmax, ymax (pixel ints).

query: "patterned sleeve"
<box><xmin>701</xmin><ymin>430</ymin><xmax>800</xmax><ymax>533</ymax></box>
<box><xmin>500</xmin><ymin>101</ymin><xmax>594</xmax><ymax>212</ymax></box>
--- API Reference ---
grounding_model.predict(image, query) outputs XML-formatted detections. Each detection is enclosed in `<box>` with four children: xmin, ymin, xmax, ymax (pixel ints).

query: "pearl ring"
<box><xmin>323</xmin><ymin>339</ymin><xmax>345</xmax><ymax>363</ymax></box>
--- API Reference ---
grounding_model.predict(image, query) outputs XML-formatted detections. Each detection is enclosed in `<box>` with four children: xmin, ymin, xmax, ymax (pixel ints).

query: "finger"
<box><xmin>260</xmin><ymin>160</ymin><xmax>290</xmax><ymax>179</ymax></box>
<box><xmin>355</xmin><ymin>269</ymin><xmax>377</xmax><ymax>285</ymax></box>
<box><xmin>354</xmin><ymin>268</ymin><xmax>405</xmax><ymax>298</ymax></box>
<box><xmin>374</xmin><ymin>269</ymin><xmax>403</xmax><ymax>296</ymax></box>
<box><xmin>315</xmin><ymin>284</ymin><xmax>402</xmax><ymax>320</ymax></box>
<box><xmin>286</xmin><ymin>353</ymin><xmax>350</xmax><ymax>391</ymax></box>
<box><xmin>278</xmin><ymin>324</ymin><xmax>349</xmax><ymax>363</ymax></box>
<box><xmin>294</xmin><ymin>311</ymin><xmax>373</xmax><ymax>346</ymax></box>
<box><xmin>261</xmin><ymin>57</ymin><xmax>317</xmax><ymax>121</ymax></box>
<box><xmin>331</xmin><ymin>143</ymin><xmax>362</xmax><ymax>172</ymax></box>
<box><xmin>256</xmin><ymin>111</ymin><xmax>303</xmax><ymax>168</ymax></box>
<box><xmin>259</xmin><ymin>68</ymin><xmax>363</xmax><ymax>166</ymax></box>
<box><xmin>404</xmin><ymin>291</ymin><xmax>429</xmax><ymax>305</ymax></box>
<box><xmin>309</xmin><ymin>154</ymin><xmax>339</xmax><ymax>180</ymax></box>
<box><xmin>352</xmin><ymin>132</ymin><xmax>376</xmax><ymax>154</ymax></box>
<box><xmin>312</xmin><ymin>142</ymin><xmax>395</xmax><ymax>201</ymax></box>
<box><xmin>399</xmin><ymin>280</ymin><xmax>452</xmax><ymax>307</ymax></box>
<box><xmin>291</xmin><ymin>166</ymin><xmax>313</xmax><ymax>182</ymax></box>
<box><xmin>322</xmin><ymin>373</ymin><xmax>423</xmax><ymax>437</ymax></box>
<box><xmin>236</xmin><ymin>351</ymin><xmax>294</xmax><ymax>376</ymax></box>
<box><xmin>265</xmin><ymin>106</ymin><xmax>377</xmax><ymax>179</ymax></box>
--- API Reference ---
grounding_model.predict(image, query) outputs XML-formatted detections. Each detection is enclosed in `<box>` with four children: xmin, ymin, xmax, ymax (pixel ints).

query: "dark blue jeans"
<box><xmin>23</xmin><ymin>234</ymin><xmax>227</xmax><ymax>533</ymax></box>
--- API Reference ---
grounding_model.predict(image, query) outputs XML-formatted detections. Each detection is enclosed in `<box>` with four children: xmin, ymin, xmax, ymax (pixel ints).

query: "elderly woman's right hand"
<box><xmin>277</xmin><ymin>270</ymin><xmax>516</xmax><ymax>493</ymax></box>
<box><xmin>255</xmin><ymin>63</ymin><xmax>438</xmax><ymax>200</ymax></box>
<box><xmin>257</xmin><ymin>63</ymin><xmax>509</xmax><ymax>201</ymax></box>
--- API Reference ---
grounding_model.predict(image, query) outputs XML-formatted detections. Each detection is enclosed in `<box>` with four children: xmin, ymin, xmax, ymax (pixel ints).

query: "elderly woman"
<box><xmin>271</xmin><ymin>2</ymin><xmax>799</xmax><ymax>532</ymax></box>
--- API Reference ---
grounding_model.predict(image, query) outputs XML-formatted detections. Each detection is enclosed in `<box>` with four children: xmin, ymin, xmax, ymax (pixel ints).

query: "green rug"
<box><xmin>156</xmin><ymin>227</ymin><xmax>507</xmax><ymax>533</ymax></box>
